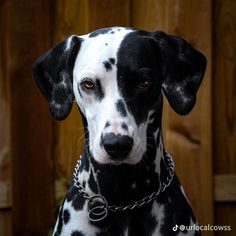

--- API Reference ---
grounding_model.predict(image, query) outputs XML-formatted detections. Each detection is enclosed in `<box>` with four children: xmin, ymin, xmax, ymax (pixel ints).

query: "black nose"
<box><xmin>102</xmin><ymin>133</ymin><xmax>133</xmax><ymax>160</ymax></box>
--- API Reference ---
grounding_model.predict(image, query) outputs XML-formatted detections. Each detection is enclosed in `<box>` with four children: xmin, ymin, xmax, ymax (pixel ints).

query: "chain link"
<box><xmin>73</xmin><ymin>152</ymin><xmax>175</xmax><ymax>218</ymax></box>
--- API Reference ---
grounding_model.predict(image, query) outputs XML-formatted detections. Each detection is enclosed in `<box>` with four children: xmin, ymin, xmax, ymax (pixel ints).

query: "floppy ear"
<box><xmin>153</xmin><ymin>31</ymin><xmax>207</xmax><ymax>115</ymax></box>
<box><xmin>32</xmin><ymin>35</ymin><xmax>81</xmax><ymax>120</ymax></box>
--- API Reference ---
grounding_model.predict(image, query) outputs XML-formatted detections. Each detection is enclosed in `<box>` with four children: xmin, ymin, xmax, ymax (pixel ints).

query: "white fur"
<box><xmin>151</xmin><ymin>201</ymin><xmax>164</xmax><ymax>235</ymax></box>
<box><xmin>61</xmin><ymin>201</ymin><xmax>99</xmax><ymax>236</ymax></box>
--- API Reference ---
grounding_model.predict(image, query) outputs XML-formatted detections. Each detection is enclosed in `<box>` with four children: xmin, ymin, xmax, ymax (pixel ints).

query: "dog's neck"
<box><xmin>77</xmin><ymin>103</ymin><xmax>167</xmax><ymax>206</ymax></box>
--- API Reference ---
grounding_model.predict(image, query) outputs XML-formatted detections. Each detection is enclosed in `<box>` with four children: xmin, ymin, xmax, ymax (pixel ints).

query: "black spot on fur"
<box><xmin>121</xmin><ymin>122</ymin><xmax>128</xmax><ymax>131</ymax></box>
<box><xmin>129</xmin><ymin>206</ymin><xmax>157</xmax><ymax>235</ymax></box>
<box><xmin>159</xmin><ymin>157</ymin><xmax>168</xmax><ymax>185</ymax></box>
<box><xmin>79</xmin><ymin>157</ymin><xmax>90</xmax><ymax>173</ymax></box>
<box><xmin>103</xmin><ymin>61</ymin><xmax>112</xmax><ymax>71</ymax></box>
<box><xmin>109</xmin><ymin>58</ymin><xmax>116</xmax><ymax>65</ymax></box>
<box><xmin>63</xmin><ymin>209</ymin><xmax>70</xmax><ymax>224</ymax></box>
<box><xmin>156</xmin><ymin>175</ymin><xmax>197</xmax><ymax>235</ymax></box>
<box><xmin>71</xmin><ymin>230</ymin><xmax>84</xmax><ymax>236</ymax></box>
<box><xmin>79</xmin><ymin>153</ymin><xmax>90</xmax><ymax>173</ymax></box>
<box><xmin>88</xmin><ymin>170</ymin><xmax>99</xmax><ymax>193</ymax></box>
<box><xmin>72</xmin><ymin>192</ymin><xmax>86</xmax><ymax>211</ymax></box>
<box><xmin>67</xmin><ymin>186</ymin><xmax>86</xmax><ymax>211</ymax></box>
<box><xmin>105</xmin><ymin>121</ymin><xmax>111</xmax><ymax>128</ymax></box>
<box><xmin>95</xmin><ymin>79</ymin><xmax>104</xmax><ymax>101</ymax></box>
<box><xmin>116</xmin><ymin>99</ymin><xmax>127</xmax><ymax>117</ymax></box>
<box><xmin>55</xmin><ymin>200</ymin><xmax>65</xmax><ymax>235</ymax></box>
<box><xmin>89</xmin><ymin>28</ymin><xmax>112</xmax><ymax>38</ymax></box>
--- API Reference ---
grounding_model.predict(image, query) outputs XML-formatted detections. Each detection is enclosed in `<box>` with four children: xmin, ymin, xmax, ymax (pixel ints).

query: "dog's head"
<box><xmin>33</xmin><ymin>27</ymin><xmax>206</xmax><ymax>165</ymax></box>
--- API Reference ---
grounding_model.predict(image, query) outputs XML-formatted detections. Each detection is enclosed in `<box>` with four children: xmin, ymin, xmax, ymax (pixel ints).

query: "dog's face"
<box><xmin>33</xmin><ymin>27</ymin><xmax>206</xmax><ymax>165</ymax></box>
<box><xmin>73</xmin><ymin>28</ymin><xmax>163</xmax><ymax>165</ymax></box>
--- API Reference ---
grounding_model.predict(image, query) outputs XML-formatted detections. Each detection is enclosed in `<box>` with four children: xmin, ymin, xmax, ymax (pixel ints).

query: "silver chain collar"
<box><xmin>73</xmin><ymin>152</ymin><xmax>175</xmax><ymax>222</ymax></box>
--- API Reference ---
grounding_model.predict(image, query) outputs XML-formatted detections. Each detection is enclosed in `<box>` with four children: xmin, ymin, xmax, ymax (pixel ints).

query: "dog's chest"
<box><xmin>53</xmin><ymin>166</ymin><xmax>198</xmax><ymax>236</ymax></box>
<box><xmin>53</xmin><ymin>180</ymin><xmax>199</xmax><ymax>236</ymax></box>
<box><xmin>53</xmin><ymin>194</ymin><xmax>165</xmax><ymax>236</ymax></box>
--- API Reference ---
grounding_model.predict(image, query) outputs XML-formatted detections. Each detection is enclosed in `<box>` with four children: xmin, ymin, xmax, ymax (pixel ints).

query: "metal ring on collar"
<box><xmin>88</xmin><ymin>195</ymin><xmax>108</xmax><ymax>222</ymax></box>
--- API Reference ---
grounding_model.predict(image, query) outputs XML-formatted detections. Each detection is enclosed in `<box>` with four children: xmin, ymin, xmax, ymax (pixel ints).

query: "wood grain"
<box><xmin>214</xmin><ymin>203</ymin><xmax>236</xmax><ymax>236</ymax></box>
<box><xmin>213</xmin><ymin>0</ymin><xmax>236</xmax><ymax>174</ymax></box>
<box><xmin>214</xmin><ymin>174</ymin><xmax>236</xmax><ymax>202</ymax></box>
<box><xmin>0</xmin><ymin>0</ymin><xmax>12</xmax><ymax>210</ymax></box>
<box><xmin>213</xmin><ymin>0</ymin><xmax>236</xmax><ymax>235</ymax></box>
<box><xmin>89</xmin><ymin>0</ymin><xmax>130</xmax><ymax>30</ymax></box>
<box><xmin>53</xmin><ymin>0</ymin><xmax>90</xmax><ymax>39</ymax></box>
<box><xmin>132</xmin><ymin>0</ymin><xmax>213</xmax><ymax>231</ymax></box>
<box><xmin>6</xmin><ymin>0</ymin><xmax>54</xmax><ymax>235</ymax></box>
<box><xmin>0</xmin><ymin>210</ymin><xmax>12</xmax><ymax>236</ymax></box>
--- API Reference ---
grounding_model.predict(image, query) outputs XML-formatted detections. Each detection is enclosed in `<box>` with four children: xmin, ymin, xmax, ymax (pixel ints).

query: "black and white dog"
<box><xmin>33</xmin><ymin>27</ymin><xmax>206</xmax><ymax>236</ymax></box>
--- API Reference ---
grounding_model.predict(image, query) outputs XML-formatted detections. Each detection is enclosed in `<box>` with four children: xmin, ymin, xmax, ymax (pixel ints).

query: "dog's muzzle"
<box><xmin>101</xmin><ymin>133</ymin><xmax>134</xmax><ymax>160</ymax></box>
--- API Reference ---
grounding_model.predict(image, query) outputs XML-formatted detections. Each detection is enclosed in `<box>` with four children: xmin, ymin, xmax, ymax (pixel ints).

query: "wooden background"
<box><xmin>0</xmin><ymin>0</ymin><xmax>235</xmax><ymax>235</ymax></box>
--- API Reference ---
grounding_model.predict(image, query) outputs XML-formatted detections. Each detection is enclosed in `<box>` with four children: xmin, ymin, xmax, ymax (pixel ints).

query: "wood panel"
<box><xmin>6</xmin><ymin>0</ymin><xmax>54</xmax><ymax>235</ymax></box>
<box><xmin>213</xmin><ymin>0</ymin><xmax>236</xmax><ymax>175</ymax></box>
<box><xmin>0</xmin><ymin>0</ymin><xmax>11</xmax><ymax>210</ymax></box>
<box><xmin>214</xmin><ymin>203</ymin><xmax>236</xmax><ymax>236</ymax></box>
<box><xmin>88</xmin><ymin>0</ymin><xmax>130</xmax><ymax>31</ymax></box>
<box><xmin>213</xmin><ymin>0</ymin><xmax>236</xmax><ymax>235</ymax></box>
<box><xmin>131</xmin><ymin>0</ymin><xmax>213</xmax><ymax>231</ymax></box>
<box><xmin>0</xmin><ymin>1</ymin><xmax>12</xmax><ymax>235</ymax></box>
<box><xmin>214</xmin><ymin>175</ymin><xmax>236</xmax><ymax>202</ymax></box>
<box><xmin>0</xmin><ymin>210</ymin><xmax>12</xmax><ymax>236</ymax></box>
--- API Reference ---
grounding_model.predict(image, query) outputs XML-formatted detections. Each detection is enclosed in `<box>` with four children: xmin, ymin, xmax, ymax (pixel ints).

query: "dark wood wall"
<box><xmin>213</xmin><ymin>1</ymin><xmax>236</xmax><ymax>235</ymax></box>
<box><xmin>2</xmin><ymin>1</ymin><xmax>55</xmax><ymax>235</ymax></box>
<box><xmin>0</xmin><ymin>0</ymin><xmax>235</xmax><ymax>235</ymax></box>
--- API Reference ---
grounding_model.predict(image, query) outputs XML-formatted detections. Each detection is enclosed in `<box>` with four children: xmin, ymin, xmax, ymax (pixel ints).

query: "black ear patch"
<box><xmin>32</xmin><ymin>36</ymin><xmax>81</xmax><ymax>120</ymax></box>
<box><xmin>153</xmin><ymin>31</ymin><xmax>207</xmax><ymax>115</ymax></box>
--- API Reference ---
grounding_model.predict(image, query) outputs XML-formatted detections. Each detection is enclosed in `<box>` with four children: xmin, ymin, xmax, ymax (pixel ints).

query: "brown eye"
<box><xmin>139</xmin><ymin>80</ymin><xmax>149</xmax><ymax>87</ymax></box>
<box><xmin>81</xmin><ymin>79</ymin><xmax>95</xmax><ymax>90</ymax></box>
<box><xmin>138</xmin><ymin>80</ymin><xmax>150</xmax><ymax>89</ymax></box>
<box><xmin>136</xmin><ymin>68</ymin><xmax>152</xmax><ymax>89</ymax></box>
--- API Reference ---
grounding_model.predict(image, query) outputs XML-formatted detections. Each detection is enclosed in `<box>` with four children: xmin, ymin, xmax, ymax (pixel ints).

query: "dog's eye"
<box><xmin>137</xmin><ymin>79</ymin><xmax>151</xmax><ymax>89</ymax></box>
<box><xmin>138</xmin><ymin>80</ymin><xmax>150</xmax><ymax>87</ymax></box>
<box><xmin>136</xmin><ymin>68</ymin><xmax>152</xmax><ymax>90</ymax></box>
<box><xmin>81</xmin><ymin>79</ymin><xmax>95</xmax><ymax>90</ymax></box>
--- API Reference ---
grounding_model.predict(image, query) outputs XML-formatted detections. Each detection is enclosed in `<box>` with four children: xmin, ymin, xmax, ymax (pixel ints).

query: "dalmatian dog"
<box><xmin>33</xmin><ymin>27</ymin><xmax>206</xmax><ymax>236</ymax></box>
